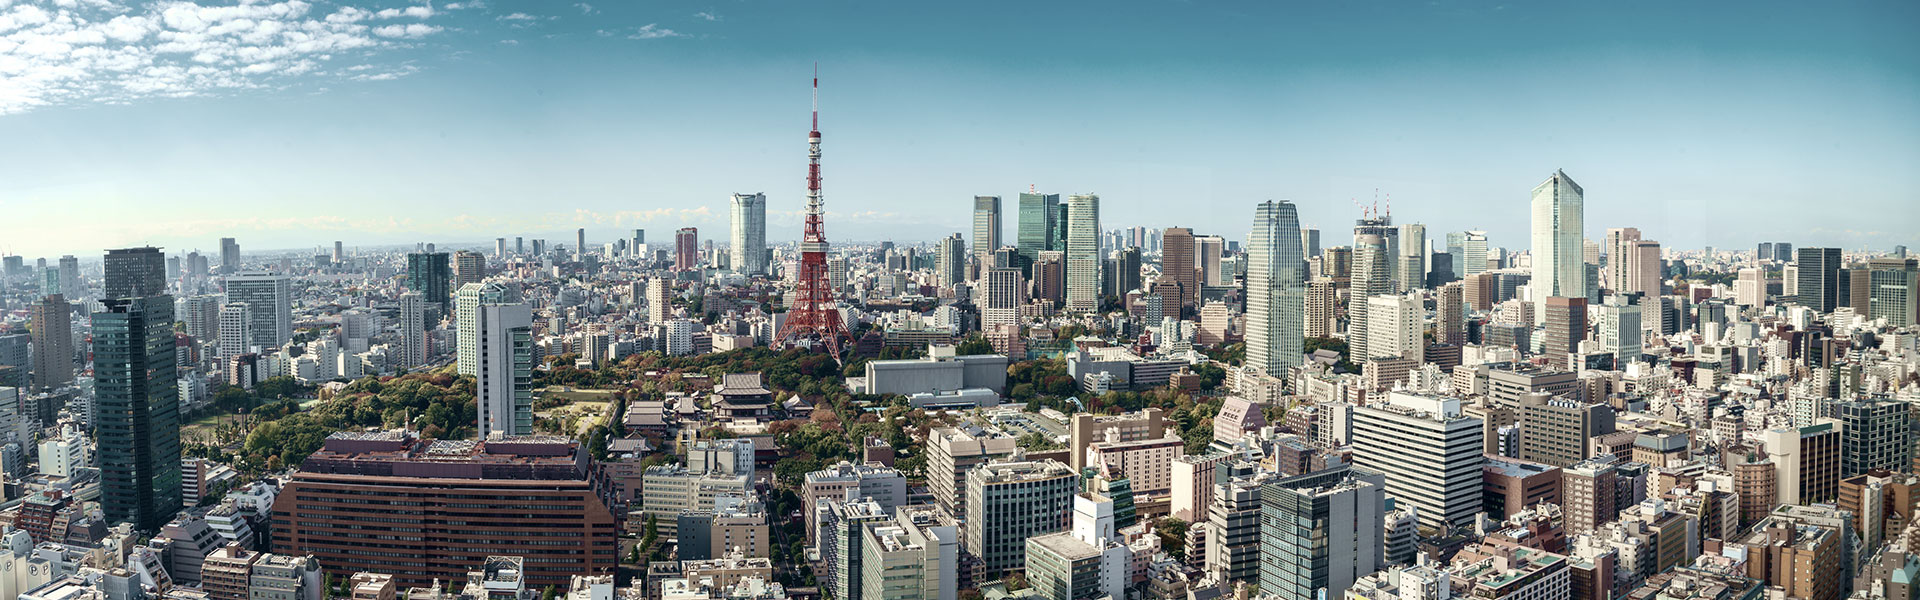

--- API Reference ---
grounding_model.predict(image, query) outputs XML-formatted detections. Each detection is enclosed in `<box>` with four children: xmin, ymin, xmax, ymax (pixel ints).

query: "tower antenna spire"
<box><xmin>811</xmin><ymin>62</ymin><xmax>818</xmax><ymax>131</ymax></box>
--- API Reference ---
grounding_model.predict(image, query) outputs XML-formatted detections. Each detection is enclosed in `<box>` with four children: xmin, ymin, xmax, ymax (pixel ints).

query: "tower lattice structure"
<box><xmin>776</xmin><ymin>69</ymin><xmax>851</xmax><ymax>360</ymax></box>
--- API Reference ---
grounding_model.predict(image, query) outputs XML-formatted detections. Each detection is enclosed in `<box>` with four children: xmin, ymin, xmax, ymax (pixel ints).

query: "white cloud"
<box><xmin>0</xmin><ymin>0</ymin><xmax>447</xmax><ymax>114</ymax></box>
<box><xmin>693</xmin><ymin>11</ymin><xmax>719</xmax><ymax>21</ymax></box>
<box><xmin>496</xmin><ymin>12</ymin><xmax>537</xmax><ymax>21</ymax></box>
<box><xmin>628</xmin><ymin>23</ymin><xmax>684</xmax><ymax>39</ymax></box>
<box><xmin>573</xmin><ymin>3</ymin><xmax>593</xmax><ymax>15</ymax></box>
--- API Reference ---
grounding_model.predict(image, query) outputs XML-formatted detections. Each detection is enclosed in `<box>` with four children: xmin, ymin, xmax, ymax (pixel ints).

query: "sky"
<box><xmin>1</xmin><ymin>0</ymin><xmax>1917</xmax><ymax>259</ymax></box>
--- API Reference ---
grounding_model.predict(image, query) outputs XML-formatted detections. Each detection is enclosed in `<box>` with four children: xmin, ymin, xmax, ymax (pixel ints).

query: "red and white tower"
<box><xmin>775</xmin><ymin>68</ymin><xmax>852</xmax><ymax>360</ymax></box>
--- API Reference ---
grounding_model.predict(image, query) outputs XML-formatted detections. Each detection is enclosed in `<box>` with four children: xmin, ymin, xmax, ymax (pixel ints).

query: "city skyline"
<box><xmin>2</xmin><ymin>1</ymin><xmax>1917</xmax><ymax>257</ymax></box>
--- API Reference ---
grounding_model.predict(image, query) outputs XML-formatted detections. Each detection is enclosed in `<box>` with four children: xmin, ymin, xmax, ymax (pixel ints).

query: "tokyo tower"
<box><xmin>775</xmin><ymin>67</ymin><xmax>852</xmax><ymax>360</ymax></box>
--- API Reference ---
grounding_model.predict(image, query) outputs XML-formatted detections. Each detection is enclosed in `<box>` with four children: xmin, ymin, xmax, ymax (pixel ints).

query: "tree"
<box><xmin>1003</xmin><ymin>571</ymin><xmax>1028</xmax><ymax>591</ymax></box>
<box><xmin>1155</xmin><ymin>517</ymin><xmax>1190</xmax><ymax>559</ymax></box>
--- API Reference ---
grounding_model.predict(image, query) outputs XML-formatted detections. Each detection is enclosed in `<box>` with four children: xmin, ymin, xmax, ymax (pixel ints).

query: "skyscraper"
<box><xmin>629</xmin><ymin>229</ymin><xmax>644</xmax><ymax>256</ymax></box>
<box><xmin>57</xmin><ymin>255</ymin><xmax>82</xmax><ymax>300</ymax></box>
<box><xmin>982</xmin><ymin>267</ymin><xmax>1025</xmax><ymax>331</ymax></box>
<box><xmin>936</xmin><ymin>233</ymin><xmax>966</xmax><ymax>288</ymax></box>
<box><xmin>1836</xmin><ymin>400</ymin><xmax>1911</xmax><ymax>477</ymax></box>
<box><xmin>225</xmin><ymin>273</ymin><xmax>292</xmax><ymax>352</ymax></box>
<box><xmin>1246</xmin><ymin>201</ymin><xmax>1306</xmax><ymax>378</ymax></box>
<box><xmin>1115</xmin><ymin>246</ymin><xmax>1142</xmax><ymax>297</ymax></box>
<box><xmin>1064</xmin><ymin>194</ymin><xmax>1101</xmax><ymax>312</ymax></box>
<box><xmin>182</xmin><ymin>294</ymin><xmax>222</xmax><ymax>345</ymax></box>
<box><xmin>1436</xmin><ymin>281</ymin><xmax>1466</xmax><ymax>346</ymax></box>
<box><xmin>218</xmin><ymin>237</ymin><xmax>240</xmax><ymax>274</ymax></box>
<box><xmin>218</xmin><ymin>302</ymin><xmax>252</xmax><ymax>359</ymax></box>
<box><xmin>675</xmin><ymin>227</ymin><xmax>699</xmax><ymax>271</ymax></box>
<box><xmin>1161</xmin><ymin>227</ymin><xmax>1198</xmax><ymax>315</ymax></box>
<box><xmin>1257</xmin><ymin>467</ymin><xmax>1387</xmax><ymax>600</ymax></box>
<box><xmin>1462</xmin><ymin>230</ymin><xmax>1489</xmax><ymax>276</ymax></box>
<box><xmin>1595</xmin><ymin>298</ymin><xmax>1642</xmax><ymax>365</ymax></box>
<box><xmin>332</xmin><ymin>241</ymin><xmax>344</xmax><ymax>264</ymax></box>
<box><xmin>457</xmin><ymin>283</ymin><xmax>533</xmax><ymax>439</ymax></box>
<box><xmin>104</xmin><ymin>247</ymin><xmax>166</xmax><ymax>301</ymax></box>
<box><xmin>1348</xmin><ymin>233</ymin><xmax>1390</xmax><ymax>365</ymax></box>
<box><xmin>96</xmin><ymin>247</ymin><xmax>182</xmax><ymax>531</ymax></box>
<box><xmin>728</xmin><ymin>193</ymin><xmax>768</xmax><ymax>276</ymax></box>
<box><xmin>1543</xmin><ymin>296</ymin><xmax>1588</xmax><ymax>369</ymax></box>
<box><xmin>1016</xmin><ymin>192</ymin><xmax>1059</xmax><ymax>273</ymax></box>
<box><xmin>1397</xmin><ymin>222</ymin><xmax>1427</xmax><ymax>292</ymax></box>
<box><xmin>29</xmin><ymin>294</ymin><xmax>73</xmax><ymax>390</ymax></box>
<box><xmin>405</xmin><ymin>252</ymin><xmax>451</xmax><ymax>312</ymax></box>
<box><xmin>1867</xmin><ymin>258</ymin><xmax>1920</xmax><ymax>326</ymax></box>
<box><xmin>452</xmin><ymin>250</ymin><xmax>485</xmax><ymax>287</ymax></box>
<box><xmin>1531</xmin><ymin>170</ymin><xmax>1585</xmax><ymax>320</ymax></box>
<box><xmin>575</xmin><ymin>227</ymin><xmax>587</xmax><ymax>261</ymax></box>
<box><xmin>1365</xmin><ymin>293</ymin><xmax>1421</xmax><ymax>363</ymax></box>
<box><xmin>1793</xmin><ymin>248</ymin><xmax>1843</xmax><ymax>313</ymax></box>
<box><xmin>972</xmin><ymin>195</ymin><xmax>1001</xmax><ymax>259</ymax></box>
<box><xmin>397</xmin><ymin>292</ymin><xmax>427</xmax><ymax>368</ymax></box>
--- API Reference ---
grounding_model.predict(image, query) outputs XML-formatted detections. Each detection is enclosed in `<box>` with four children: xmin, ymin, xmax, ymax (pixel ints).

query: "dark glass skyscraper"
<box><xmin>1257</xmin><ymin>466</ymin><xmax>1386</xmax><ymax>600</ymax></box>
<box><xmin>1016</xmin><ymin>192</ymin><xmax>1059</xmax><ymax>274</ymax></box>
<box><xmin>96</xmin><ymin>248</ymin><xmax>183</xmax><ymax>531</ymax></box>
<box><xmin>103</xmin><ymin>246</ymin><xmax>166</xmax><ymax>300</ymax></box>
<box><xmin>406</xmin><ymin>252</ymin><xmax>452</xmax><ymax>309</ymax></box>
<box><xmin>1795</xmin><ymin>247</ymin><xmax>1842</xmax><ymax>312</ymax></box>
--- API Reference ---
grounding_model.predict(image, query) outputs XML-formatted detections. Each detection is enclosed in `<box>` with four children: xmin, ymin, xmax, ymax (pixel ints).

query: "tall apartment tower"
<box><xmin>29</xmin><ymin>294</ymin><xmax>74</xmax><ymax>390</ymax></box>
<box><xmin>936</xmin><ymin>234</ymin><xmax>967</xmax><ymax>287</ymax></box>
<box><xmin>675</xmin><ymin>228</ymin><xmax>699</xmax><ymax>271</ymax></box>
<box><xmin>57</xmin><ymin>255</ymin><xmax>82</xmax><ymax>300</ymax></box>
<box><xmin>217</xmin><ymin>302</ymin><xmax>252</xmax><ymax>358</ymax></box>
<box><xmin>1543</xmin><ymin>296</ymin><xmax>1588</xmax><ymax>369</ymax></box>
<box><xmin>457</xmin><ymin>283</ymin><xmax>534</xmax><ymax>439</ymax></box>
<box><xmin>972</xmin><ymin>195</ymin><xmax>1001</xmax><ymax>260</ymax></box>
<box><xmin>647</xmin><ymin>278</ymin><xmax>672</xmax><ymax>324</ymax></box>
<box><xmin>397</xmin><ymin>292</ymin><xmax>427</xmax><ymax>368</ymax></box>
<box><xmin>1352</xmin><ymin>392</ymin><xmax>1484</xmax><ymax>530</ymax></box>
<box><xmin>1562</xmin><ymin>458</ymin><xmax>1622</xmax><ymax>535</ymax></box>
<box><xmin>1349</xmin><ymin>233</ymin><xmax>1391</xmax><ymax>365</ymax></box>
<box><xmin>1245</xmin><ymin>201</ymin><xmax>1306</xmax><ymax>378</ymax></box>
<box><xmin>1531</xmin><ymin>170</ymin><xmax>1585</xmax><ymax>321</ymax></box>
<box><xmin>1306</xmin><ymin>280</ymin><xmax>1338</xmax><ymax>339</ymax></box>
<box><xmin>1365</xmin><ymin>293</ymin><xmax>1421</xmax><ymax>363</ymax></box>
<box><xmin>1257</xmin><ymin>467</ymin><xmax>1387</xmax><ymax>600</ymax></box>
<box><xmin>1160</xmin><ymin>227</ymin><xmax>1198</xmax><ymax>315</ymax></box>
<box><xmin>728</xmin><ymin>193</ymin><xmax>769</xmax><ymax>276</ymax></box>
<box><xmin>332</xmin><ymin>241</ymin><xmax>344</xmax><ymax>264</ymax></box>
<box><xmin>1436</xmin><ymin>281</ymin><xmax>1466</xmax><ymax>345</ymax></box>
<box><xmin>575</xmin><ymin>228</ymin><xmax>587</xmax><ymax>261</ymax></box>
<box><xmin>182</xmin><ymin>294</ymin><xmax>222</xmax><ymax>345</ymax></box>
<box><xmin>1016</xmin><ymin>192</ymin><xmax>1060</xmax><ymax>274</ymax></box>
<box><xmin>225</xmin><ymin>273</ymin><xmax>292</xmax><ymax>352</ymax></box>
<box><xmin>96</xmin><ymin>248</ymin><xmax>183</xmax><ymax>531</ymax></box>
<box><xmin>1795</xmin><ymin>247</ymin><xmax>1842</xmax><ymax>312</ymax></box>
<box><xmin>1064</xmin><ymin>194</ymin><xmax>1101</xmax><ymax>312</ymax></box>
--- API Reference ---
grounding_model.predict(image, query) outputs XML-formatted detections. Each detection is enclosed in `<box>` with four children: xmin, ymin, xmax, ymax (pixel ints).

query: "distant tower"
<box><xmin>775</xmin><ymin>69</ymin><xmax>853</xmax><ymax>360</ymax></box>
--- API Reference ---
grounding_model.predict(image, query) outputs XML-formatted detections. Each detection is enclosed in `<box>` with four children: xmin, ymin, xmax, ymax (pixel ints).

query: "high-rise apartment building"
<box><xmin>936</xmin><ymin>233</ymin><xmax>966</xmax><ymax>287</ymax></box>
<box><xmin>457</xmin><ymin>283</ymin><xmax>533</xmax><ymax>439</ymax></box>
<box><xmin>397</xmin><ymin>292</ymin><xmax>427</xmax><ymax>368</ymax></box>
<box><xmin>972</xmin><ymin>195</ymin><xmax>1001</xmax><ymax>260</ymax></box>
<box><xmin>675</xmin><ymin>227</ymin><xmax>699</xmax><ymax>271</ymax></box>
<box><xmin>182</xmin><ymin>294</ymin><xmax>222</xmax><ymax>346</ymax></box>
<box><xmin>1160</xmin><ymin>227</ymin><xmax>1197</xmax><ymax>314</ymax></box>
<box><xmin>405</xmin><ymin>252</ymin><xmax>451</xmax><ymax>314</ymax></box>
<box><xmin>1257</xmin><ymin>467</ymin><xmax>1387</xmax><ymax>600</ymax></box>
<box><xmin>1795</xmin><ymin>247</ymin><xmax>1842</xmax><ymax>312</ymax></box>
<box><xmin>452</xmin><ymin>250</ymin><xmax>485</xmax><ymax>287</ymax></box>
<box><xmin>1364</xmin><ymin>293</ymin><xmax>1421</xmax><ymax>363</ymax></box>
<box><xmin>217</xmin><ymin>302</ymin><xmax>252</xmax><ymax>358</ymax></box>
<box><xmin>1033</xmin><ymin>251</ymin><xmax>1066</xmax><ymax>304</ymax></box>
<box><xmin>270</xmin><ymin>431</ymin><xmax>617</xmax><ymax>589</ymax></box>
<box><xmin>1562</xmin><ymin>458</ymin><xmax>1621</xmax><ymax>535</ymax></box>
<box><xmin>1306</xmin><ymin>280</ymin><xmax>1337</xmax><ymax>339</ymax></box>
<box><xmin>647</xmin><ymin>278</ymin><xmax>672</xmax><ymax>324</ymax></box>
<box><xmin>225</xmin><ymin>273</ymin><xmax>292</xmax><ymax>352</ymax></box>
<box><xmin>1543</xmin><ymin>296</ymin><xmax>1588</xmax><ymax>368</ymax></box>
<box><xmin>30</xmin><ymin>294</ymin><xmax>73</xmax><ymax>390</ymax></box>
<box><xmin>1064</xmin><ymin>194</ymin><xmax>1101</xmax><ymax>312</ymax></box>
<box><xmin>964</xmin><ymin>457</ymin><xmax>1078</xmax><ymax>574</ymax></box>
<box><xmin>575</xmin><ymin>227</ymin><xmax>587</xmax><ymax>261</ymax></box>
<box><xmin>1398</xmin><ymin>223</ymin><xmax>1427</xmax><ymax>292</ymax></box>
<box><xmin>1531</xmin><ymin>171</ymin><xmax>1585</xmax><ymax>320</ymax></box>
<box><xmin>94</xmin><ymin>291</ymin><xmax>183</xmax><ymax>531</ymax></box>
<box><xmin>1437</xmin><ymin>281</ymin><xmax>1466</xmax><ymax>345</ymax></box>
<box><xmin>1352</xmin><ymin>392</ymin><xmax>1484</xmax><ymax>530</ymax></box>
<box><xmin>1349</xmin><ymin>233</ymin><xmax>1391</xmax><ymax>365</ymax></box>
<box><xmin>730</xmin><ymin>193</ymin><xmax>768</xmax><ymax>276</ymax></box>
<box><xmin>57</xmin><ymin>255</ymin><xmax>82</xmax><ymax>300</ymax></box>
<box><xmin>1246</xmin><ymin>201</ymin><xmax>1305</xmax><ymax>378</ymax></box>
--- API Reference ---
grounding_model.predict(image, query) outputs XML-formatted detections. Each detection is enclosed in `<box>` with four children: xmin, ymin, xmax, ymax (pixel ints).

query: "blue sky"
<box><xmin>1</xmin><ymin>0</ymin><xmax>1916</xmax><ymax>259</ymax></box>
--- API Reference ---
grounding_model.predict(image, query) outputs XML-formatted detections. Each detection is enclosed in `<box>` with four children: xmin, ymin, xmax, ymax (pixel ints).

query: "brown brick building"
<box><xmin>269</xmin><ymin>431</ymin><xmax>617</xmax><ymax>590</ymax></box>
